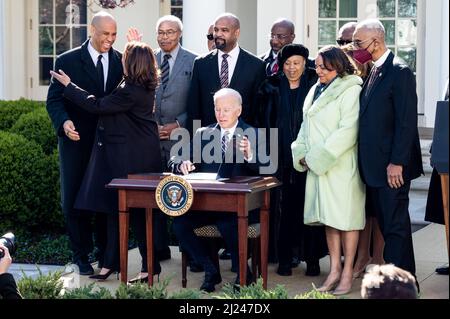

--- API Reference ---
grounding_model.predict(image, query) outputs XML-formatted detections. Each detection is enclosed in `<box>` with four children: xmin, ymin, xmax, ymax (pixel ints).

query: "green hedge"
<box><xmin>0</xmin><ymin>131</ymin><xmax>63</xmax><ymax>236</ymax></box>
<box><xmin>0</xmin><ymin>99</ymin><xmax>44</xmax><ymax>131</ymax></box>
<box><xmin>10</xmin><ymin>108</ymin><xmax>57</xmax><ymax>155</ymax></box>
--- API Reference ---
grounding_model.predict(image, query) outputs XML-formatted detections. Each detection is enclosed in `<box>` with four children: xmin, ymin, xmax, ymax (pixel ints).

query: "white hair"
<box><xmin>213</xmin><ymin>88</ymin><xmax>242</xmax><ymax>108</ymax></box>
<box><xmin>156</xmin><ymin>15</ymin><xmax>183</xmax><ymax>32</ymax></box>
<box><xmin>356</xmin><ymin>19</ymin><xmax>385</xmax><ymax>37</ymax></box>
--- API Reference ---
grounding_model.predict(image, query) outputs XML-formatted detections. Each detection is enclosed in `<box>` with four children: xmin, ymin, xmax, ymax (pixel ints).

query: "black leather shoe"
<box><xmin>276</xmin><ymin>264</ymin><xmax>292</xmax><ymax>276</ymax></box>
<box><xmin>219</xmin><ymin>249</ymin><xmax>232</xmax><ymax>260</ymax></box>
<box><xmin>305</xmin><ymin>260</ymin><xmax>321</xmax><ymax>277</ymax></box>
<box><xmin>436</xmin><ymin>266</ymin><xmax>449</xmax><ymax>275</ymax></box>
<box><xmin>77</xmin><ymin>262</ymin><xmax>95</xmax><ymax>276</ymax></box>
<box><xmin>200</xmin><ymin>272</ymin><xmax>222</xmax><ymax>293</ymax></box>
<box><xmin>233</xmin><ymin>269</ymin><xmax>253</xmax><ymax>291</ymax></box>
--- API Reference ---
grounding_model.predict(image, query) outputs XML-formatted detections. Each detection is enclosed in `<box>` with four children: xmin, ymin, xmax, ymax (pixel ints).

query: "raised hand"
<box><xmin>50</xmin><ymin>69</ymin><xmax>71</xmax><ymax>87</ymax></box>
<box><xmin>127</xmin><ymin>27</ymin><xmax>143</xmax><ymax>42</ymax></box>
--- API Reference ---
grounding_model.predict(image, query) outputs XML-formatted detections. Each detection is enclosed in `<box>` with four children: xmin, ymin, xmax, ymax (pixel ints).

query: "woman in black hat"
<box><xmin>257</xmin><ymin>44</ymin><xmax>328</xmax><ymax>277</ymax></box>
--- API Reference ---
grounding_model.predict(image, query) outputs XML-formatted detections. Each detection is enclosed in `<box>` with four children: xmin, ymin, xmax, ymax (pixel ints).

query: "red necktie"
<box><xmin>271</xmin><ymin>59</ymin><xmax>279</xmax><ymax>75</ymax></box>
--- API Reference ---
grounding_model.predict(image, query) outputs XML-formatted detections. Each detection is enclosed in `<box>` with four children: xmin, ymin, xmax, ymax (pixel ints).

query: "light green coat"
<box><xmin>291</xmin><ymin>75</ymin><xmax>366</xmax><ymax>231</ymax></box>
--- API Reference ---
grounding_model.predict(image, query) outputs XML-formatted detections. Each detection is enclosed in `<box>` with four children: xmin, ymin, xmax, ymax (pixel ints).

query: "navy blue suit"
<box><xmin>187</xmin><ymin>48</ymin><xmax>266</xmax><ymax>133</ymax></box>
<box><xmin>358</xmin><ymin>52</ymin><xmax>423</xmax><ymax>276</ymax></box>
<box><xmin>172</xmin><ymin>120</ymin><xmax>262</xmax><ymax>276</ymax></box>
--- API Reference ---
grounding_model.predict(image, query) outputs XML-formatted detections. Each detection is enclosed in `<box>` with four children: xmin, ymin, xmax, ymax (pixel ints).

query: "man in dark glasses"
<box><xmin>207</xmin><ymin>24</ymin><xmax>216</xmax><ymax>51</ymax></box>
<box><xmin>336</xmin><ymin>22</ymin><xmax>357</xmax><ymax>47</ymax></box>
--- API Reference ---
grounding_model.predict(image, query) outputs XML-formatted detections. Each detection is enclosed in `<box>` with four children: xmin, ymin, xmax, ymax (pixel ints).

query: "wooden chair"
<box><xmin>181</xmin><ymin>223</ymin><xmax>261</xmax><ymax>288</ymax></box>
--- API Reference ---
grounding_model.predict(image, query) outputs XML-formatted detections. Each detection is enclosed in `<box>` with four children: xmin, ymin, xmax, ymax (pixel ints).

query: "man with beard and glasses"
<box><xmin>186</xmin><ymin>13</ymin><xmax>266</xmax><ymax>134</ymax></box>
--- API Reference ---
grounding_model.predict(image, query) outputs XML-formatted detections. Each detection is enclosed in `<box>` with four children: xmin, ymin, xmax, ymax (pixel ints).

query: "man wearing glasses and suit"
<box><xmin>128</xmin><ymin>16</ymin><xmax>198</xmax><ymax>263</ymax></box>
<box><xmin>260</xmin><ymin>19</ymin><xmax>295</xmax><ymax>77</ymax></box>
<box><xmin>354</xmin><ymin>19</ymin><xmax>423</xmax><ymax>288</ymax></box>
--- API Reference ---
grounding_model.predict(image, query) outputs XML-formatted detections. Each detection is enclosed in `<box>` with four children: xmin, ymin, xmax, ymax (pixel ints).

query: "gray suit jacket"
<box><xmin>155</xmin><ymin>46</ymin><xmax>197</xmax><ymax>128</ymax></box>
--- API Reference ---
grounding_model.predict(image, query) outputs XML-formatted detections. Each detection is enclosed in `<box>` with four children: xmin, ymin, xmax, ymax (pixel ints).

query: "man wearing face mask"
<box><xmin>260</xmin><ymin>19</ymin><xmax>295</xmax><ymax>77</ymax></box>
<box><xmin>187</xmin><ymin>13</ymin><xmax>266</xmax><ymax>133</ymax></box>
<box><xmin>354</xmin><ymin>20</ymin><xmax>423</xmax><ymax>286</ymax></box>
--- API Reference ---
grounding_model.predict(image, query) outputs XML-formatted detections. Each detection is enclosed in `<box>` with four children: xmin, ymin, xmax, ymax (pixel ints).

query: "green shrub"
<box><xmin>10</xmin><ymin>108</ymin><xmax>57</xmax><ymax>155</ymax></box>
<box><xmin>115</xmin><ymin>278</ymin><xmax>170</xmax><ymax>299</ymax></box>
<box><xmin>63</xmin><ymin>283</ymin><xmax>113</xmax><ymax>299</ymax></box>
<box><xmin>0</xmin><ymin>99</ymin><xmax>44</xmax><ymax>131</ymax></box>
<box><xmin>213</xmin><ymin>279</ymin><xmax>289</xmax><ymax>299</ymax></box>
<box><xmin>294</xmin><ymin>288</ymin><xmax>337</xmax><ymax>299</ymax></box>
<box><xmin>168</xmin><ymin>288</ymin><xmax>204</xmax><ymax>300</ymax></box>
<box><xmin>14</xmin><ymin>234</ymin><xmax>71</xmax><ymax>265</ymax></box>
<box><xmin>0</xmin><ymin>132</ymin><xmax>63</xmax><ymax>235</ymax></box>
<box><xmin>17</xmin><ymin>267</ymin><xmax>64</xmax><ymax>299</ymax></box>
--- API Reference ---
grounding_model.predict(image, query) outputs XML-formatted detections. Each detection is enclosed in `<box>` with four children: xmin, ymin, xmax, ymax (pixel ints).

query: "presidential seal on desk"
<box><xmin>155</xmin><ymin>175</ymin><xmax>194</xmax><ymax>217</ymax></box>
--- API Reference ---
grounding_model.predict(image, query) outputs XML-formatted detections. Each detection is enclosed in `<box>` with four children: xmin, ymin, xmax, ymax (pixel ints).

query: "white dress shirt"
<box><xmin>160</xmin><ymin>44</ymin><xmax>181</xmax><ymax>77</ymax></box>
<box><xmin>88</xmin><ymin>41</ymin><xmax>109</xmax><ymax>91</ymax></box>
<box><xmin>218</xmin><ymin>45</ymin><xmax>240</xmax><ymax>84</ymax></box>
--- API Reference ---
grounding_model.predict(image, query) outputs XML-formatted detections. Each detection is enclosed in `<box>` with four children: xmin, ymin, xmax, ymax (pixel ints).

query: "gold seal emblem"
<box><xmin>155</xmin><ymin>175</ymin><xmax>194</xmax><ymax>217</ymax></box>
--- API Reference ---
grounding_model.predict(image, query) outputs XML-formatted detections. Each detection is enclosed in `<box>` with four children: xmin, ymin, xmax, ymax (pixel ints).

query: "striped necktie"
<box><xmin>220</xmin><ymin>54</ymin><xmax>229</xmax><ymax>88</ymax></box>
<box><xmin>161</xmin><ymin>54</ymin><xmax>171</xmax><ymax>90</ymax></box>
<box><xmin>221</xmin><ymin>130</ymin><xmax>230</xmax><ymax>157</ymax></box>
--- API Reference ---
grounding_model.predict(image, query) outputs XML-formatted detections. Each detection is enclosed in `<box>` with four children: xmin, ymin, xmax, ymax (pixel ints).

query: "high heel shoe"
<box><xmin>128</xmin><ymin>270</ymin><xmax>161</xmax><ymax>284</ymax></box>
<box><xmin>352</xmin><ymin>257</ymin><xmax>372</xmax><ymax>279</ymax></box>
<box><xmin>316</xmin><ymin>277</ymin><xmax>340</xmax><ymax>292</ymax></box>
<box><xmin>89</xmin><ymin>269</ymin><xmax>119</xmax><ymax>281</ymax></box>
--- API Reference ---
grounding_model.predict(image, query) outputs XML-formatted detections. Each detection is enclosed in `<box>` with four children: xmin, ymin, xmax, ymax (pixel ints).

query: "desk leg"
<box><xmin>238</xmin><ymin>195</ymin><xmax>249</xmax><ymax>287</ymax></box>
<box><xmin>119</xmin><ymin>190</ymin><xmax>129</xmax><ymax>284</ymax></box>
<box><xmin>440</xmin><ymin>174</ymin><xmax>449</xmax><ymax>259</ymax></box>
<box><xmin>260</xmin><ymin>191</ymin><xmax>270</xmax><ymax>290</ymax></box>
<box><xmin>146</xmin><ymin>208</ymin><xmax>154</xmax><ymax>287</ymax></box>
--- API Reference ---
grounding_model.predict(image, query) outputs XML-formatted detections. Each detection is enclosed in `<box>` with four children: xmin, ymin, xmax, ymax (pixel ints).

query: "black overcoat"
<box><xmin>46</xmin><ymin>40</ymin><xmax>123</xmax><ymax>214</ymax></box>
<box><xmin>63</xmin><ymin>81</ymin><xmax>162</xmax><ymax>214</ymax></box>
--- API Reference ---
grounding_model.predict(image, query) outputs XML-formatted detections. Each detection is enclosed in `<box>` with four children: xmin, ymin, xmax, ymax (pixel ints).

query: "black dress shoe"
<box><xmin>77</xmin><ymin>262</ymin><xmax>94</xmax><ymax>276</ymax></box>
<box><xmin>219</xmin><ymin>249</ymin><xmax>232</xmax><ymax>260</ymax></box>
<box><xmin>276</xmin><ymin>264</ymin><xmax>292</xmax><ymax>276</ymax></box>
<box><xmin>305</xmin><ymin>260</ymin><xmax>321</xmax><ymax>277</ymax></box>
<box><xmin>436</xmin><ymin>266</ymin><xmax>449</xmax><ymax>275</ymax></box>
<box><xmin>233</xmin><ymin>269</ymin><xmax>254</xmax><ymax>291</ymax></box>
<box><xmin>200</xmin><ymin>272</ymin><xmax>222</xmax><ymax>293</ymax></box>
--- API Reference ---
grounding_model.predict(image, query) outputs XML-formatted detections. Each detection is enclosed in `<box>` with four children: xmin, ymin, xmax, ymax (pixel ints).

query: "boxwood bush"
<box><xmin>0</xmin><ymin>99</ymin><xmax>44</xmax><ymax>131</ymax></box>
<box><xmin>0</xmin><ymin>131</ymin><xmax>63</xmax><ymax>236</ymax></box>
<box><xmin>10</xmin><ymin>107</ymin><xmax>57</xmax><ymax>155</ymax></box>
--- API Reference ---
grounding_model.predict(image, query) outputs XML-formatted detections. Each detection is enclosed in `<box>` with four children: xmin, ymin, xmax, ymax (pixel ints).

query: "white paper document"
<box><xmin>182</xmin><ymin>173</ymin><xmax>229</xmax><ymax>181</ymax></box>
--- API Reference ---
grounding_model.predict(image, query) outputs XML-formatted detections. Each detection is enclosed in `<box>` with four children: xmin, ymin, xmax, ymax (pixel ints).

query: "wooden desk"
<box><xmin>107</xmin><ymin>174</ymin><xmax>280</xmax><ymax>288</ymax></box>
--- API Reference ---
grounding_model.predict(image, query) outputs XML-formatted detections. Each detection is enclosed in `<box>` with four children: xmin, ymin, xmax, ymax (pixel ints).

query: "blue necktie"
<box><xmin>161</xmin><ymin>54</ymin><xmax>171</xmax><ymax>90</ymax></box>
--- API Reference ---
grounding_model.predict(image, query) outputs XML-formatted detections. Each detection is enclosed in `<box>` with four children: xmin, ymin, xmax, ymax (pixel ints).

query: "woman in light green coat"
<box><xmin>292</xmin><ymin>46</ymin><xmax>366</xmax><ymax>296</ymax></box>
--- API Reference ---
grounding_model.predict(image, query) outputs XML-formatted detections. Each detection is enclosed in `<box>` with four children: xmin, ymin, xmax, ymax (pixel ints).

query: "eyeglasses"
<box><xmin>157</xmin><ymin>30</ymin><xmax>178</xmax><ymax>38</ymax></box>
<box><xmin>353</xmin><ymin>38</ymin><xmax>375</xmax><ymax>49</ymax></box>
<box><xmin>336</xmin><ymin>39</ymin><xmax>352</xmax><ymax>46</ymax></box>
<box><xmin>315</xmin><ymin>64</ymin><xmax>329</xmax><ymax>71</ymax></box>
<box><xmin>207</xmin><ymin>33</ymin><xmax>214</xmax><ymax>41</ymax></box>
<box><xmin>269</xmin><ymin>34</ymin><xmax>292</xmax><ymax>41</ymax></box>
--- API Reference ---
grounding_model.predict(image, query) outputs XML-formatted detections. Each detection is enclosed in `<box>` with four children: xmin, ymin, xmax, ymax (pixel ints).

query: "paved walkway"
<box><xmin>52</xmin><ymin>223</ymin><xmax>447</xmax><ymax>299</ymax></box>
